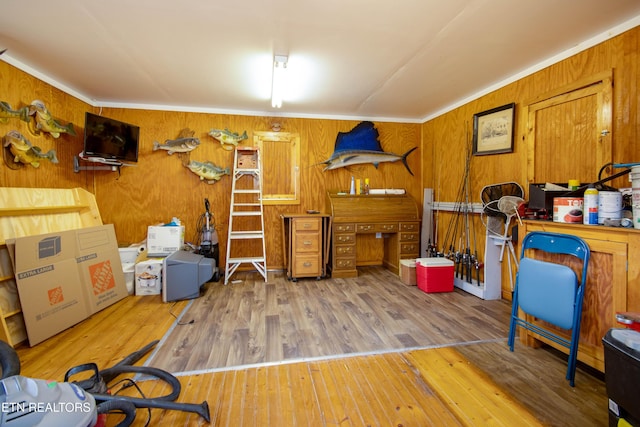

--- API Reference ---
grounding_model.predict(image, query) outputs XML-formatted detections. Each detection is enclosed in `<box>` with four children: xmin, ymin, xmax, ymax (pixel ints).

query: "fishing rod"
<box><xmin>463</xmin><ymin>126</ymin><xmax>483</xmax><ymax>285</ymax></box>
<box><xmin>447</xmin><ymin>123</ymin><xmax>483</xmax><ymax>285</ymax></box>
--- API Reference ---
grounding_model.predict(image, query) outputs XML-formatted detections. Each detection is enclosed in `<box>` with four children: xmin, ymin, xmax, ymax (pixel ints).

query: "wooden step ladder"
<box><xmin>224</xmin><ymin>146</ymin><xmax>267</xmax><ymax>284</ymax></box>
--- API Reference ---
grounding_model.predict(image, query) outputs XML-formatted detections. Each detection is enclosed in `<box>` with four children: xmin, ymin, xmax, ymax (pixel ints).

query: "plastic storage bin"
<box><xmin>416</xmin><ymin>258</ymin><xmax>454</xmax><ymax>293</ymax></box>
<box><xmin>602</xmin><ymin>328</ymin><xmax>640</xmax><ymax>427</ymax></box>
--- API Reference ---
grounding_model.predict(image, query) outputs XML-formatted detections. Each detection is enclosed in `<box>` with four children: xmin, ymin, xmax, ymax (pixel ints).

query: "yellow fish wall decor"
<box><xmin>0</xmin><ymin>101</ymin><xmax>29</xmax><ymax>124</ymax></box>
<box><xmin>27</xmin><ymin>100</ymin><xmax>76</xmax><ymax>138</ymax></box>
<box><xmin>3</xmin><ymin>130</ymin><xmax>58</xmax><ymax>168</ymax></box>
<box><xmin>208</xmin><ymin>128</ymin><xmax>248</xmax><ymax>151</ymax></box>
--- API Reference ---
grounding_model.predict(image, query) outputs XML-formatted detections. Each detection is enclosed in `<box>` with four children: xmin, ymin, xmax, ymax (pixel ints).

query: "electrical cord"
<box><xmin>111</xmin><ymin>378</ymin><xmax>152</xmax><ymax>427</ymax></box>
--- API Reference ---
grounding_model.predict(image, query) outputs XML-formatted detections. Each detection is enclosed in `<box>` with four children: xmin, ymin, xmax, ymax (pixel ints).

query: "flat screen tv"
<box><xmin>83</xmin><ymin>112</ymin><xmax>140</xmax><ymax>163</ymax></box>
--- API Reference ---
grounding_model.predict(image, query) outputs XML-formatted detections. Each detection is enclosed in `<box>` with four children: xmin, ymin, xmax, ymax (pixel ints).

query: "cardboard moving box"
<box><xmin>135</xmin><ymin>258</ymin><xmax>163</xmax><ymax>296</ymax></box>
<box><xmin>8</xmin><ymin>224</ymin><xmax>128</xmax><ymax>346</ymax></box>
<box><xmin>400</xmin><ymin>259</ymin><xmax>417</xmax><ymax>286</ymax></box>
<box><xmin>147</xmin><ymin>225</ymin><xmax>184</xmax><ymax>257</ymax></box>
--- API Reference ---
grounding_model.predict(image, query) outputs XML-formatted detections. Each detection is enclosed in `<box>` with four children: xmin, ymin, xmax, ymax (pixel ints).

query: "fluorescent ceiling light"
<box><xmin>271</xmin><ymin>54</ymin><xmax>288</xmax><ymax>108</ymax></box>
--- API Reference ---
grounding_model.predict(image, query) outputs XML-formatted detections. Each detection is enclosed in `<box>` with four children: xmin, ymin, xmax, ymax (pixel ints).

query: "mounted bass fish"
<box><xmin>3</xmin><ymin>130</ymin><xmax>58</xmax><ymax>168</ymax></box>
<box><xmin>28</xmin><ymin>100</ymin><xmax>76</xmax><ymax>138</ymax></box>
<box><xmin>208</xmin><ymin>128</ymin><xmax>248</xmax><ymax>151</ymax></box>
<box><xmin>153</xmin><ymin>137</ymin><xmax>200</xmax><ymax>154</ymax></box>
<box><xmin>186</xmin><ymin>160</ymin><xmax>230</xmax><ymax>184</ymax></box>
<box><xmin>318</xmin><ymin>121</ymin><xmax>417</xmax><ymax>175</ymax></box>
<box><xmin>153</xmin><ymin>128</ymin><xmax>200</xmax><ymax>155</ymax></box>
<box><xmin>0</xmin><ymin>101</ymin><xmax>29</xmax><ymax>123</ymax></box>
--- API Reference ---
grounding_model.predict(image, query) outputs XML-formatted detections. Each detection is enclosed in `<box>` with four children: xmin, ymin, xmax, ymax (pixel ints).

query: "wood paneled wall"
<box><xmin>0</xmin><ymin>67</ymin><xmax>91</xmax><ymax>190</ymax></box>
<box><xmin>2</xmin><ymin>25</ymin><xmax>638</xmax><ymax>287</ymax></box>
<box><xmin>423</xmin><ymin>26</ymin><xmax>639</xmax><ymax>297</ymax></box>
<box><xmin>0</xmin><ymin>64</ymin><xmax>421</xmax><ymax>269</ymax></box>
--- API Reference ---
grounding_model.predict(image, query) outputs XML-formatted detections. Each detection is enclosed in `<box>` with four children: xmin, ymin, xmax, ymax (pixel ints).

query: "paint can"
<box><xmin>631</xmin><ymin>166</ymin><xmax>640</xmax><ymax>229</ymax></box>
<box><xmin>598</xmin><ymin>191</ymin><xmax>622</xmax><ymax>224</ymax></box>
<box><xmin>568</xmin><ymin>179</ymin><xmax>580</xmax><ymax>191</ymax></box>
<box><xmin>553</xmin><ymin>197</ymin><xmax>583</xmax><ymax>223</ymax></box>
<box><xmin>583</xmin><ymin>186</ymin><xmax>599</xmax><ymax>225</ymax></box>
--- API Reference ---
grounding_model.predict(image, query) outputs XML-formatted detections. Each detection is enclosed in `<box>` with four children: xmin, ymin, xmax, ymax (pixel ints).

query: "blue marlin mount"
<box><xmin>318</xmin><ymin>121</ymin><xmax>417</xmax><ymax>175</ymax></box>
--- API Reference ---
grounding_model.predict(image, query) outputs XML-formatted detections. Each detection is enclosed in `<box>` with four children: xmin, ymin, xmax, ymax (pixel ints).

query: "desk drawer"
<box><xmin>294</xmin><ymin>217</ymin><xmax>320</xmax><ymax>232</ymax></box>
<box><xmin>294</xmin><ymin>233</ymin><xmax>320</xmax><ymax>252</ymax></box>
<box><xmin>334</xmin><ymin>223</ymin><xmax>355</xmax><ymax>233</ymax></box>
<box><xmin>400</xmin><ymin>232</ymin><xmax>419</xmax><ymax>242</ymax></box>
<box><xmin>293</xmin><ymin>255</ymin><xmax>321</xmax><ymax>277</ymax></box>
<box><xmin>400</xmin><ymin>222</ymin><xmax>420</xmax><ymax>232</ymax></box>
<box><xmin>335</xmin><ymin>245</ymin><xmax>355</xmax><ymax>256</ymax></box>
<box><xmin>334</xmin><ymin>233</ymin><xmax>355</xmax><ymax>244</ymax></box>
<box><xmin>400</xmin><ymin>242</ymin><xmax>419</xmax><ymax>255</ymax></box>
<box><xmin>356</xmin><ymin>223</ymin><xmax>398</xmax><ymax>233</ymax></box>
<box><xmin>334</xmin><ymin>258</ymin><xmax>356</xmax><ymax>269</ymax></box>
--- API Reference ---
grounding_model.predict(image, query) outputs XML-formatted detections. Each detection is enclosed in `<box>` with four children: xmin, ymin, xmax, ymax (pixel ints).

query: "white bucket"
<box><xmin>632</xmin><ymin>166</ymin><xmax>640</xmax><ymax>229</ymax></box>
<box><xmin>598</xmin><ymin>191</ymin><xmax>623</xmax><ymax>224</ymax></box>
<box><xmin>632</xmin><ymin>166</ymin><xmax>640</xmax><ymax>204</ymax></box>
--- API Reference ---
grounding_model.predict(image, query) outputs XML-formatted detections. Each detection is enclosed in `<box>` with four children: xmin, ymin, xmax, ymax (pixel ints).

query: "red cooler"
<box><xmin>416</xmin><ymin>258</ymin><xmax>454</xmax><ymax>293</ymax></box>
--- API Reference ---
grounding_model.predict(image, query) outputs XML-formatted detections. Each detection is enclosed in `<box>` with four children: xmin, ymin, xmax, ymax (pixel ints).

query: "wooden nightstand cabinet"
<box><xmin>281</xmin><ymin>214</ymin><xmax>332</xmax><ymax>281</ymax></box>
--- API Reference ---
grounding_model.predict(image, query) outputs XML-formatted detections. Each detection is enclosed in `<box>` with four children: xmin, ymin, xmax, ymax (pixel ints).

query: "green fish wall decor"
<box><xmin>3</xmin><ymin>130</ymin><xmax>58</xmax><ymax>168</ymax></box>
<box><xmin>153</xmin><ymin>128</ymin><xmax>201</xmax><ymax>155</ymax></box>
<box><xmin>0</xmin><ymin>101</ymin><xmax>29</xmax><ymax>124</ymax></box>
<box><xmin>27</xmin><ymin>100</ymin><xmax>76</xmax><ymax>138</ymax></box>
<box><xmin>208</xmin><ymin>128</ymin><xmax>248</xmax><ymax>151</ymax></box>
<box><xmin>186</xmin><ymin>160</ymin><xmax>230</xmax><ymax>184</ymax></box>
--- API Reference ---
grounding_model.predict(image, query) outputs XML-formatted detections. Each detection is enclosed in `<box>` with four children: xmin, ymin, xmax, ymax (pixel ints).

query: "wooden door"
<box><xmin>525</xmin><ymin>71</ymin><xmax>613</xmax><ymax>185</ymax></box>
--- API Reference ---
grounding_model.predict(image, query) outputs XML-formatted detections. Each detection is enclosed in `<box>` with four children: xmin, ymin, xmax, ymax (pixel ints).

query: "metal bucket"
<box><xmin>598</xmin><ymin>191</ymin><xmax>622</xmax><ymax>224</ymax></box>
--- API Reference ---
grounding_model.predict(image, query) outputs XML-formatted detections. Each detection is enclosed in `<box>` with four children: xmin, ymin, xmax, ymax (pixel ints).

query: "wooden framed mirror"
<box><xmin>253</xmin><ymin>131</ymin><xmax>301</xmax><ymax>205</ymax></box>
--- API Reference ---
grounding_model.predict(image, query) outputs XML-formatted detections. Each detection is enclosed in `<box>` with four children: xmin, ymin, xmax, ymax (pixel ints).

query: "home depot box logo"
<box><xmin>47</xmin><ymin>286</ymin><xmax>64</xmax><ymax>305</ymax></box>
<box><xmin>38</xmin><ymin>236</ymin><xmax>61</xmax><ymax>259</ymax></box>
<box><xmin>88</xmin><ymin>259</ymin><xmax>116</xmax><ymax>295</ymax></box>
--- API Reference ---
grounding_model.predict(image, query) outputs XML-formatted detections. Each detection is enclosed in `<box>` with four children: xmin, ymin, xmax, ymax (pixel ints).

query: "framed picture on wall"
<box><xmin>472</xmin><ymin>103</ymin><xmax>515</xmax><ymax>155</ymax></box>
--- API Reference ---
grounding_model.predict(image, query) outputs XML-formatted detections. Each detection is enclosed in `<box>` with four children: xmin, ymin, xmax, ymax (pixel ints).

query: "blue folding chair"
<box><xmin>507</xmin><ymin>231</ymin><xmax>590</xmax><ymax>386</ymax></box>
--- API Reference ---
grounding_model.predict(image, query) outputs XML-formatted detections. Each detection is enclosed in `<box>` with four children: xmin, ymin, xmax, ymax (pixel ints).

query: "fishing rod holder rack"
<box><xmin>430</xmin><ymin>199</ymin><xmax>505</xmax><ymax>301</ymax></box>
<box><xmin>432</xmin><ymin>201</ymin><xmax>484</xmax><ymax>213</ymax></box>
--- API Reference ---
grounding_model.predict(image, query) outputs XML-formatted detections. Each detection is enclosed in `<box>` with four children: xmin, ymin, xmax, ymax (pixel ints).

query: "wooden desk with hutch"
<box><xmin>518</xmin><ymin>220</ymin><xmax>640</xmax><ymax>372</ymax></box>
<box><xmin>325</xmin><ymin>191</ymin><xmax>420</xmax><ymax>278</ymax></box>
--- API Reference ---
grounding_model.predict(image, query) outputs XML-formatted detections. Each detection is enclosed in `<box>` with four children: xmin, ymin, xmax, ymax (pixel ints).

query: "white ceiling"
<box><xmin>1</xmin><ymin>0</ymin><xmax>640</xmax><ymax>123</ymax></box>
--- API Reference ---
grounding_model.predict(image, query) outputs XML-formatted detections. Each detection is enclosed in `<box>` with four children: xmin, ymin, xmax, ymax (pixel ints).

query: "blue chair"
<box><xmin>507</xmin><ymin>231</ymin><xmax>590</xmax><ymax>386</ymax></box>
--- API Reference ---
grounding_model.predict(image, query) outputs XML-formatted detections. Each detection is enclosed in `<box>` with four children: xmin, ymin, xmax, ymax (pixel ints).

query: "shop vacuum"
<box><xmin>0</xmin><ymin>340</ymin><xmax>210</xmax><ymax>426</ymax></box>
<box><xmin>196</xmin><ymin>198</ymin><xmax>220</xmax><ymax>281</ymax></box>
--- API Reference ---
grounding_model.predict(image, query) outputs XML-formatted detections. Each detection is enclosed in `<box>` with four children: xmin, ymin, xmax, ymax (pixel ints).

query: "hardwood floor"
<box><xmin>149</xmin><ymin>266</ymin><xmax>509</xmax><ymax>373</ymax></box>
<box><xmin>14</xmin><ymin>266</ymin><xmax>607</xmax><ymax>426</ymax></box>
